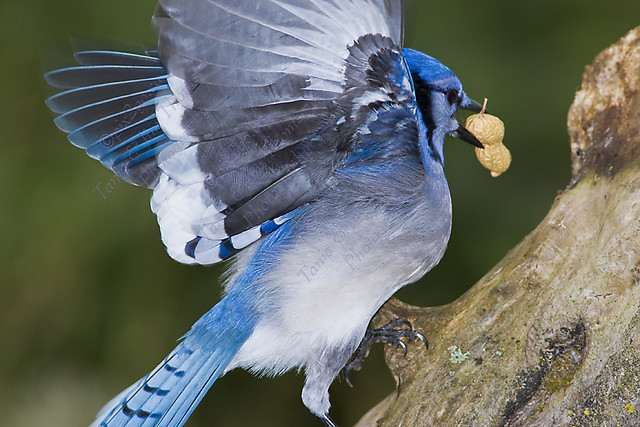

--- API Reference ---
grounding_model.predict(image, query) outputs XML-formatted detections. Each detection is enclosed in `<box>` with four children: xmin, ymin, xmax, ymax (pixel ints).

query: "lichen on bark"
<box><xmin>356</xmin><ymin>26</ymin><xmax>640</xmax><ymax>427</ymax></box>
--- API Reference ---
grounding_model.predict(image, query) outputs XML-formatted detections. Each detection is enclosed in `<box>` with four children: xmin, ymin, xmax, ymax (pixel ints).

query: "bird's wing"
<box><xmin>153</xmin><ymin>0</ymin><xmax>423</xmax><ymax>265</ymax></box>
<box><xmin>47</xmin><ymin>0</ymin><xmax>424</xmax><ymax>266</ymax></box>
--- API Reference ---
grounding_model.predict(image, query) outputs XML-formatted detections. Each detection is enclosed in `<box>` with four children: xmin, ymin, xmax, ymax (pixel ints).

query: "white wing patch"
<box><xmin>167</xmin><ymin>74</ymin><xmax>194</xmax><ymax>109</ymax></box>
<box><xmin>155</xmin><ymin>96</ymin><xmax>198</xmax><ymax>142</ymax></box>
<box><xmin>353</xmin><ymin>90</ymin><xmax>391</xmax><ymax>108</ymax></box>
<box><xmin>157</xmin><ymin>141</ymin><xmax>206</xmax><ymax>186</ymax></box>
<box><xmin>151</xmin><ymin>175</ymin><xmax>210</xmax><ymax>264</ymax></box>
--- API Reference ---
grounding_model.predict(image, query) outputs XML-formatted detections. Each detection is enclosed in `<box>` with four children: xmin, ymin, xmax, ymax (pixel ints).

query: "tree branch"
<box><xmin>357</xmin><ymin>26</ymin><xmax>640</xmax><ymax>427</ymax></box>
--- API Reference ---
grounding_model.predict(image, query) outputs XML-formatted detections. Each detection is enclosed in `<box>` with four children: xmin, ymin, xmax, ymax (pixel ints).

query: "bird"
<box><xmin>44</xmin><ymin>0</ymin><xmax>484</xmax><ymax>426</ymax></box>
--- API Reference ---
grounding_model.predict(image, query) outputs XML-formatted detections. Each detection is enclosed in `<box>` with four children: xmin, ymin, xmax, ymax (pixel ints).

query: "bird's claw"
<box><xmin>343</xmin><ymin>318</ymin><xmax>428</xmax><ymax>387</ymax></box>
<box><xmin>320</xmin><ymin>414</ymin><xmax>337</xmax><ymax>427</ymax></box>
<box><xmin>396</xmin><ymin>338</ymin><xmax>407</xmax><ymax>356</ymax></box>
<box><xmin>414</xmin><ymin>330</ymin><xmax>429</xmax><ymax>350</ymax></box>
<box><xmin>343</xmin><ymin>364</ymin><xmax>359</xmax><ymax>388</ymax></box>
<box><xmin>370</xmin><ymin>318</ymin><xmax>429</xmax><ymax>352</ymax></box>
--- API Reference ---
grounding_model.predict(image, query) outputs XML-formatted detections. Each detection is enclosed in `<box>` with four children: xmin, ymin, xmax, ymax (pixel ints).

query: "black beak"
<box><xmin>454</xmin><ymin>95</ymin><xmax>484</xmax><ymax>148</ymax></box>
<box><xmin>452</xmin><ymin>125</ymin><xmax>484</xmax><ymax>148</ymax></box>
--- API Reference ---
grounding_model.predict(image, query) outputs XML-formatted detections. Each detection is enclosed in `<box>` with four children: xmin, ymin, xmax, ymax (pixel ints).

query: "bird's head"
<box><xmin>403</xmin><ymin>48</ymin><xmax>483</xmax><ymax>164</ymax></box>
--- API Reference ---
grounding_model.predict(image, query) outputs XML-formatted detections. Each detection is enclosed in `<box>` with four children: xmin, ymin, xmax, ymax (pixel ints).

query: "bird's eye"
<box><xmin>447</xmin><ymin>89</ymin><xmax>460</xmax><ymax>106</ymax></box>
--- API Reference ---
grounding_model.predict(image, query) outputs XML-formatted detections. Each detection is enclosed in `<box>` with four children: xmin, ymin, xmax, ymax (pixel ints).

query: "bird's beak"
<box><xmin>453</xmin><ymin>95</ymin><xmax>484</xmax><ymax>148</ymax></box>
<box><xmin>452</xmin><ymin>125</ymin><xmax>484</xmax><ymax>148</ymax></box>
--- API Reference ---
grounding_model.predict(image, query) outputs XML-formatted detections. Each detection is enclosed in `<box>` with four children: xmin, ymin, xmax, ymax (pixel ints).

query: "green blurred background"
<box><xmin>1</xmin><ymin>0</ymin><xmax>638</xmax><ymax>426</ymax></box>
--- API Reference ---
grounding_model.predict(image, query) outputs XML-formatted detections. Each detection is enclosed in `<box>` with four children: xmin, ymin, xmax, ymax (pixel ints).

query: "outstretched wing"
<box><xmin>47</xmin><ymin>0</ymin><xmax>423</xmax><ymax>266</ymax></box>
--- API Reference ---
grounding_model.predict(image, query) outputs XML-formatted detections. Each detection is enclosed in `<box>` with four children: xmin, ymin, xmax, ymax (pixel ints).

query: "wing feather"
<box><xmin>150</xmin><ymin>0</ymin><xmax>411</xmax><ymax>264</ymax></box>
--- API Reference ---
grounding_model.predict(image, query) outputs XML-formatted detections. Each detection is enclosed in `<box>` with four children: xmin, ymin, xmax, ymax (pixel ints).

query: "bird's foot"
<box><xmin>343</xmin><ymin>318</ymin><xmax>428</xmax><ymax>387</ymax></box>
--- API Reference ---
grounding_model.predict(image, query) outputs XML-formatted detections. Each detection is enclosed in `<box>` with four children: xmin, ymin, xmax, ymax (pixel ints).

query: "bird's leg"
<box><xmin>343</xmin><ymin>318</ymin><xmax>428</xmax><ymax>387</ymax></box>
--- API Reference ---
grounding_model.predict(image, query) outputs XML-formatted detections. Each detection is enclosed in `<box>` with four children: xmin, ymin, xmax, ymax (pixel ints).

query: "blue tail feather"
<box><xmin>92</xmin><ymin>293</ymin><xmax>256</xmax><ymax>427</ymax></box>
<box><xmin>93</xmin><ymin>328</ymin><xmax>251</xmax><ymax>427</ymax></box>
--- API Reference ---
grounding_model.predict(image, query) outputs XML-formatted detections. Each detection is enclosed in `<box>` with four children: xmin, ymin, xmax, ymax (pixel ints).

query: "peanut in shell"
<box><xmin>465</xmin><ymin>99</ymin><xmax>511</xmax><ymax>177</ymax></box>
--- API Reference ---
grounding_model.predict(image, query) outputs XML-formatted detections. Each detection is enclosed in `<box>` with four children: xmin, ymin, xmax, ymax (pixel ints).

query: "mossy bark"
<box><xmin>357</xmin><ymin>26</ymin><xmax>640</xmax><ymax>427</ymax></box>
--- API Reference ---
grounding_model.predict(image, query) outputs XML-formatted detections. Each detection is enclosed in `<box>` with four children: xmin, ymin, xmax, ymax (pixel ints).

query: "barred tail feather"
<box><xmin>92</xmin><ymin>314</ymin><xmax>252</xmax><ymax>427</ymax></box>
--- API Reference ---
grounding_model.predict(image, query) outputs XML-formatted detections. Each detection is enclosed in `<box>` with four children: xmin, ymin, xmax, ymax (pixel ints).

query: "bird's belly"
<box><xmin>229</xmin><ymin>185</ymin><xmax>452</xmax><ymax>374</ymax></box>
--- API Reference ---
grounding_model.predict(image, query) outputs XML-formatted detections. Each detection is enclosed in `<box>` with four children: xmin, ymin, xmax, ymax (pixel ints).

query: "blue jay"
<box><xmin>45</xmin><ymin>1</ymin><xmax>484</xmax><ymax>426</ymax></box>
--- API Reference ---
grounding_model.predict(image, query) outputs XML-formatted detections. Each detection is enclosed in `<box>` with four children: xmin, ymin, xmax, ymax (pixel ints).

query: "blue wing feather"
<box><xmin>74</xmin><ymin>50</ymin><xmax>163</xmax><ymax>66</ymax></box>
<box><xmin>45</xmin><ymin>51</ymin><xmax>173</xmax><ymax>187</ymax></box>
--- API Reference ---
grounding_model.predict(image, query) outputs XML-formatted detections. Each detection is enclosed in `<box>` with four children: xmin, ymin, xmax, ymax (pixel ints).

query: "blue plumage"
<box><xmin>45</xmin><ymin>1</ymin><xmax>485</xmax><ymax>426</ymax></box>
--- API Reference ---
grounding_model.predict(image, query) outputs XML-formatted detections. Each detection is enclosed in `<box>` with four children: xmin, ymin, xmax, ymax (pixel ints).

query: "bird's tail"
<box><xmin>91</xmin><ymin>305</ymin><xmax>253</xmax><ymax>427</ymax></box>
